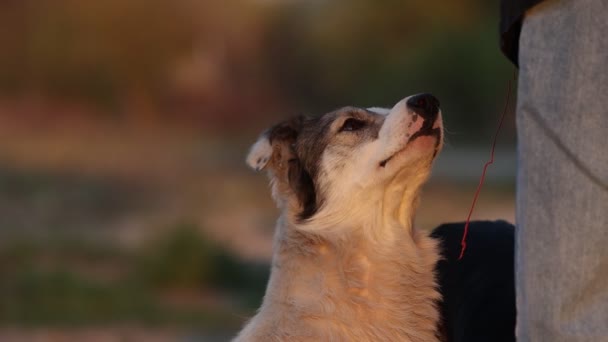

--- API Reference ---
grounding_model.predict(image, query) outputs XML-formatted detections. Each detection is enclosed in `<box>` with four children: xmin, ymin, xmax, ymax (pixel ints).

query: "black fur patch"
<box><xmin>288</xmin><ymin>158</ymin><xmax>318</xmax><ymax>220</ymax></box>
<box><xmin>267</xmin><ymin>116</ymin><xmax>323</xmax><ymax>221</ymax></box>
<box><xmin>293</xmin><ymin>116</ymin><xmax>333</xmax><ymax>221</ymax></box>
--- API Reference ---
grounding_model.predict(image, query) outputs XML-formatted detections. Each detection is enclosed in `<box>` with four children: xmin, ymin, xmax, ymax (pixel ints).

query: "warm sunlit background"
<box><xmin>0</xmin><ymin>0</ymin><xmax>516</xmax><ymax>340</ymax></box>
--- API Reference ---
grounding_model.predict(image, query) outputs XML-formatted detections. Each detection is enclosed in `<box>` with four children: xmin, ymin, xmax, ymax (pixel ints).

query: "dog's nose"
<box><xmin>406</xmin><ymin>93</ymin><xmax>440</xmax><ymax>119</ymax></box>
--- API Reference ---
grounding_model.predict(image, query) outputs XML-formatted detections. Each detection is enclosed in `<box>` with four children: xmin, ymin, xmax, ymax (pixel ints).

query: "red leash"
<box><xmin>458</xmin><ymin>73</ymin><xmax>515</xmax><ymax>260</ymax></box>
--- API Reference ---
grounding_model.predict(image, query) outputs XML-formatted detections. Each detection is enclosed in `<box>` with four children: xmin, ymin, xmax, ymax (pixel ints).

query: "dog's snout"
<box><xmin>406</xmin><ymin>93</ymin><xmax>440</xmax><ymax>119</ymax></box>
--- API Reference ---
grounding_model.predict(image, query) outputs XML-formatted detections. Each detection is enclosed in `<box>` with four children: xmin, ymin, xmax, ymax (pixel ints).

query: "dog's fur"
<box><xmin>235</xmin><ymin>95</ymin><xmax>444</xmax><ymax>341</ymax></box>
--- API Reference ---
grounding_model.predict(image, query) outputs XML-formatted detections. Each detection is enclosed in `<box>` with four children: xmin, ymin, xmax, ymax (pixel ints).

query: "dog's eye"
<box><xmin>339</xmin><ymin>118</ymin><xmax>366</xmax><ymax>132</ymax></box>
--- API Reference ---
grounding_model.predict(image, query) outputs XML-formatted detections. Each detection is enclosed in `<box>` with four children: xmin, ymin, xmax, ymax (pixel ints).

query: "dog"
<box><xmin>234</xmin><ymin>94</ymin><xmax>515</xmax><ymax>341</ymax></box>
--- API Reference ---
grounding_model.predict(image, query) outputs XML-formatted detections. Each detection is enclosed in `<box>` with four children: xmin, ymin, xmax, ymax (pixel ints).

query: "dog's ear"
<box><xmin>246</xmin><ymin>116</ymin><xmax>304</xmax><ymax>172</ymax></box>
<box><xmin>246</xmin><ymin>116</ymin><xmax>318</xmax><ymax>219</ymax></box>
<box><xmin>246</xmin><ymin>135</ymin><xmax>273</xmax><ymax>171</ymax></box>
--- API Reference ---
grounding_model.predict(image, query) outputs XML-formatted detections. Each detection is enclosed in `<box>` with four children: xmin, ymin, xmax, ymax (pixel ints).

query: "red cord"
<box><xmin>458</xmin><ymin>74</ymin><xmax>514</xmax><ymax>260</ymax></box>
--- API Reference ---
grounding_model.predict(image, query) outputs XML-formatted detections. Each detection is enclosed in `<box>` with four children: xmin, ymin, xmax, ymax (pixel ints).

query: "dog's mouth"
<box><xmin>379</xmin><ymin>154</ymin><xmax>396</xmax><ymax>168</ymax></box>
<box><xmin>379</xmin><ymin>127</ymin><xmax>442</xmax><ymax>168</ymax></box>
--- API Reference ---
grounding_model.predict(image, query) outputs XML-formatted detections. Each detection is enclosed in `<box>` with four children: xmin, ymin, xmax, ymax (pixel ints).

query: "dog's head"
<box><xmin>247</xmin><ymin>94</ymin><xmax>443</xmax><ymax>236</ymax></box>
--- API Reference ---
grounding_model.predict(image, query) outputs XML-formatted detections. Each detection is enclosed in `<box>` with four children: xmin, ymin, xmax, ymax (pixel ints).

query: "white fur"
<box><xmin>298</xmin><ymin>96</ymin><xmax>443</xmax><ymax>239</ymax></box>
<box><xmin>246</xmin><ymin>135</ymin><xmax>272</xmax><ymax>171</ymax></box>
<box><xmin>367</xmin><ymin>107</ymin><xmax>391</xmax><ymax>115</ymax></box>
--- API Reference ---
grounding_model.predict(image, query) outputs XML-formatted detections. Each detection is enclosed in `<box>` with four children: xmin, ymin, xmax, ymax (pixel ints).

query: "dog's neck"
<box><xmin>235</xmin><ymin>214</ymin><xmax>440</xmax><ymax>342</ymax></box>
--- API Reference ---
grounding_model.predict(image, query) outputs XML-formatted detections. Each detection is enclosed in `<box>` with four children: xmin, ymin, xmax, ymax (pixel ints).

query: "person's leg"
<box><xmin>516</xmin><ymin>0</ymin><xmax>608</xmax><ymax>341</ymax></box>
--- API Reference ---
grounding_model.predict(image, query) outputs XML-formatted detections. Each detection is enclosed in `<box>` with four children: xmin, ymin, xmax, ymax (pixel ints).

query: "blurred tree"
<box><xmin>260</xmin><ymin>0</ymin><xmax>513</xmax><ymax>141</ymax></box>
<box><xmin>0</xmin><ymin>0</ymin><xmax>514</xmax><ymax>141</ymax></box>
<box><xmin>0</xmin><ymin>0</ymin><xmax>195</xmax><ymax>115</ymax></box>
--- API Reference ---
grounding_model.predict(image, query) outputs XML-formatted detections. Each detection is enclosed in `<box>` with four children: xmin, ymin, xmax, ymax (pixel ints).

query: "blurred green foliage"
<box><xmin>137</xmin><ymin>223</ymin><xmax>268</xmax><ymax>300</ymax></box>
<box><xmin>0</xmin><ymin>224</ymin><xmax>268</xmax><ymax>328</ymax></box>
<box><xmin>138</xmin><ymin>225</ymin><xmax>220</xmax><ymax>291</ymax></box>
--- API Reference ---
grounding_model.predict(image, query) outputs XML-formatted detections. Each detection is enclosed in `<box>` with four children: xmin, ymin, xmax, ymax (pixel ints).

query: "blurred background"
<box><xmin>0</xmin><ymin>0</ymin><xmax>516</xmax><ymax>340</ymax></box>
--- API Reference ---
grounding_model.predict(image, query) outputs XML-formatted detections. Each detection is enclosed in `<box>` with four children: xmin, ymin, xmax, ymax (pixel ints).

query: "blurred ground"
<box><xmin>0</xmin><ymin>0</ymin><xmax>515</xmax><ymax>340</ymax></box>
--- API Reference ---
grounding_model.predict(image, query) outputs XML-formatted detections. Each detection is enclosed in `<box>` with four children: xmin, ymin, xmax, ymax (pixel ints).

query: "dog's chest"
<box><xmin>279</xmin><ymin>248</ymin><xmax>437</xmax><ymax>341</ymax></box>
